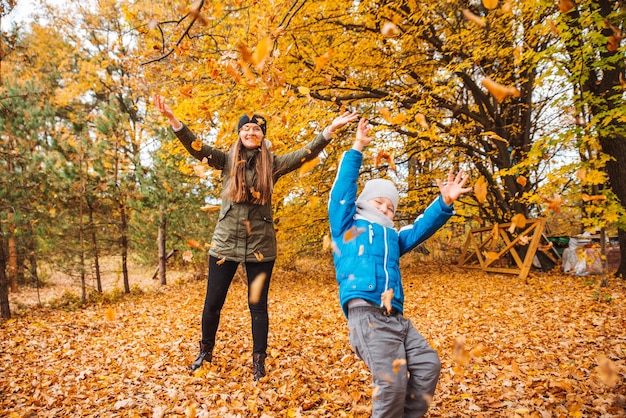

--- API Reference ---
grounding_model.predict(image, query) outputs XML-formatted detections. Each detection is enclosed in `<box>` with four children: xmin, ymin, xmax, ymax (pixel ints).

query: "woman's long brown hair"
<box><xmin>223</xmin><ymin>139</ymin><xmax>274</xmax><ymax>205</ymax></box>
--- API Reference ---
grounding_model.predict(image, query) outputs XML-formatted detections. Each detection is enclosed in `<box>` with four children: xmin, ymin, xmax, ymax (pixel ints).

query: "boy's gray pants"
<box><xmin>347</xmin><ymin>306</ymin><xmax>441</xmax><ymax>418</ymax></box>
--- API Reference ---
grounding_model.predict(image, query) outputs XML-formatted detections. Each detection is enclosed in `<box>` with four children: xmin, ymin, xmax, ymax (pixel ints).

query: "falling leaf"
<box><xmin>358</xmin><ymin>245</ymin><xmax>364</xmax><ymax>256</ymax></box>
<box><xmin>105</xmin><ymin>307</ymin><xmax>115</xmax><ymax>321</ymax></box>
<box><xmin>322</xmin><ymin>234</ymin><xmax>332</xmax><ymax>251</ymax></box>
<box><xmin>253</xmin><ymin>252</ymin><xmax>264</xmax><ymax>261</ymax></box>
<box><xmin>483</xmin><ymin>251</ymin><xmax>500</xmax><ymax>261</ymax></box>
<box><xmin>452</xmin><ymin>338</ymin><xmax>471</xmax><ymax>366</ymax></box>
<box><xmin>559</xmin><ymin>0</ymin><xmax>574</xmax><ymax>13</ymax></box>
<box><xmin>582</xmin><ymin>193</ymin><xmax>607</xmax><ymax>202</ymax></box>
<box><xmin>379</xmin><ymin>107</ymin><xmax>393</xmax><ymax>123</ymax></box>
<box><xmin>182</xmin><ymin>250</ymin><xmax>193</xmax><ymax>262</ymax></box>
<box><xmin>501</xmin><ymin>0</ymin><xmax>513</xmax><ymax>13</ymax></box>
<box><xmin>191</xmin><ymin>140</ymin><xmax>203</xmax><ymax>151</ymax></box>
<box><xmin>518</xmin><ymin>235</ymin><xmax>529</xmax><ymax>245</ymax></box>
<box><xmin>474</xmin><ymin>176</ymin><xmax>488</xmax><ymax>204</ymax></box>
<box><xmin>392</xmin><ymin>358</ymin><xmax>407</xmax><ymax>374</ymax></box>
<box><xmin>242</xmin><ymin>220</ymin><xmax>252</xmax><ymax>236</ymax></box>
<box><xmin>462</xmin><ymin>9</ymin><xmax>486</xmax><ymax>28</ymax></box>
<box><xmin>481</xmin><ymin>77</ymin><xmax>520</xmax><ymax>103</ymax></box>
<box><xmin>187</xmin><ymin>239</ymin><xmax>202</xmax><ymax>249</ymax></box>
<box><xmin>482</xmin><ymin>0</ymin><xmax>498</xmax><ymax>9</ymax></box>
<box><xmin>381</xmin><ymin>288</ymin><xmax>394</xmax><ymax>315</ymax></box>
<box><xmin>249</xmin><ymin>272</ymin><xmax>267</xmax><ymax>304</ymax></box>
<box><xmin>250</xmin><ymin>187</ymin><xmax>261</xmax><ymax>200</ymax></box>
<box><xmin>252</xmin><ymin>35</ymin><xmax>273</xmax><ymax>69</ymax></box>
<box><xmin>543</xmin><ymin>193</ymin><xmax>562</xmax><ymax>213</ymax></box>
<box><xmin>596</xmin><ymin>355</ymin><xmax>619</xmax><ymax>387</ymax></box>
<box><xmin>415</xmin><ymin>113</ymin><xmax>429</xmax><ymax>129</ymax></box>
<box><xmin>508</xmin><ymin>213</ymin><xmax>527</xmax><ymax>233</ymax></box>
<box><xmin>313</xmin><ymin>49</ymin><xmax>333</xmax><ymax>72</ymax></box>
<box><xmin>179</xmin><ymin>85</ymin><xmax>194</xmax><ymax>98</ymax></box>
<box><xmin>216</xmin><ymin>256</ymin><xmax>226</xmax><ymax>265</ymax></box>
<box><xmin>343</xmin><ymin>226</ymin><xmax>365</xmax><ymax>243</ymax></box>
<box><xmin>200</xmin><ymin>204</ymin><xmax>221</xmax><ymax>211</ymax></box>
<box><xmin>193</xmin><ymin>164</ymin><xmax>208</xmax><ymax>178</ymax></box>
<box><xmin>381</xmin><ymin>21</ymin><xmax>401</xmax><ymax>37</ymax></box>
<box><xmin>516</xmin><ymin>176</ymin><xmax>527</xmax><ymax>187</ymax></box>
<box><xmin>299</xmin><ymin>157</ymin><xmax>320</xmax><ymax>178</ymax></box>
<box><xmin>375</xmin><ymin>150</ymin><xmax>397</xmax><ymax>172</ymax></box>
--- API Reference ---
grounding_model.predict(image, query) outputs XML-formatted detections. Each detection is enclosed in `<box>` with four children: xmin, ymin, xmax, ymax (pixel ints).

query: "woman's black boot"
<box><xmin>190</xmin><ymin>342</ymin><xmax>212</xmax><ymax>371</ymax></box>
<box><xmin>253</xmin><ymin>353</ymin><xmax>267</xmax><ymax>381</ymax></box>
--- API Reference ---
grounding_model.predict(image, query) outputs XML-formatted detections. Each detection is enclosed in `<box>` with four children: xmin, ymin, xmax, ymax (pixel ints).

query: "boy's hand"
<box><xmin>353</xmin><ymin>118</ymin><xmax>372</xmax><ymax>152</ymax></box>
<box><xmin>437</xmin><ymin>170</ymin><xmax>472</xmax><ymax>205</ymax></box>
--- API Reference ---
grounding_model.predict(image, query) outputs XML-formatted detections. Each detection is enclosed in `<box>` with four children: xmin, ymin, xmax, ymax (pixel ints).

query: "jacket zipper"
<box><xmin>382</xmin><ymin>226</ymin><xmax>390</xmax><ymax>307</ymax></box>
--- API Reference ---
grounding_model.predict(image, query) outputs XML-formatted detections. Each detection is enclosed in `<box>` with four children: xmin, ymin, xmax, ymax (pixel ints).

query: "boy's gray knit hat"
<box><xmin>357</xmin><ymin>179</ymin><xmax>399</xmax><ymax>212</ymax></box>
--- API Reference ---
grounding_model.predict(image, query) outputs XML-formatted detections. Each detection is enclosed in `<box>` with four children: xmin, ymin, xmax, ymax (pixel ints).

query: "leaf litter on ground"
<box><xmin>1</xmin><ymin>258</ymin><xmax>626</xmax><ymax>417</ymax></box>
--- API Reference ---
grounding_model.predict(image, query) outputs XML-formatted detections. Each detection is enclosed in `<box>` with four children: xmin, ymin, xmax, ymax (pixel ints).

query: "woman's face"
<box><xmin>239</xmin><ymin>123</ymin><xmax>264</xmax><ymax>149</ymax></box>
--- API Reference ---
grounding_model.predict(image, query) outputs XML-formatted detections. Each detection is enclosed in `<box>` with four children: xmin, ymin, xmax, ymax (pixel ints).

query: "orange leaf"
<box><xmin>462</xmin><ymin>9</ymin><xmax>486</xmax><ymax>28</ymax></box>
<box><xmin>381</xmin><ymin>21</ymin><xmax>400</xmax><ymax>37</ymax></box>
<box><xmin>253</xmin><ymin>251</ymin><xmax>264</xmax><ymax>261</ymax></box>
<box><xmin>179</xmin><ymin>85</ymin><xmax>194</xmax><ymax>98</ymax></box>
<box><xmin>483</xmin><ymin>251</ymin><xmax>500</xmax><ymax>261</ymax></box>
<box><xmin>250</xmin><ymin>187</ymin><xmax>261</xmax><ymax>200</ymax></box>
<box><xmin>452</xmin><ymin>338</ymin><xmax>471</xmax><ymax>366</ymax></box>
<box><xmin>313</xmin><ymin>49</ymin><xmax>333</xmax><ymax>72</ymax></box>
<box><xmin>582</xmin><ymin>193</ymin><xmax>607</xmax><ymax>202</ymax></box>
<box><xmin>543</xmin><ymin>193</ymin><xmax>562</xmax><ymax>213</ymax></box>
<box><xmin>216</xmin><ymin>256</ymin><xmax>227</xmax><ymax>265</ymax></box>
<box><xmin>482</xmin><ymin>0</ymin><xmax>498</xmax><ymax>9</ymax></box>
<box><xmin>252</xmin><ymin>35</ymin><xmax>273</xmax><ymax>69</ymax></box>
<box><xmin>187</xmin><ymin>239</ymin><xmax>202</xmax><ymax>249</ymax></box>
<box><xmin>343</xmin><ymin>226</ymin><xmax>365</xmax><ymax>243</ymax></box>
<box><xmin>509</xmin><ymin>213</ymin><xmax>527</xmax><ymax>233</ymax></box>
<box><xmin>559</xmin><ymin>0</ymin><xmax>574</xmax><ymax>13</ymax></box>
<box><xmin>182</xmin><ymin>250</ymin><xmax>193</xmax><ymax>262</ymax></box>
<box><xmin>379</xmin><ymin>107</ymin><xmax>393</xmax><ymax>123</ymax></box>
<box><xmin>381</xmin><ymin>288</ymin><xmax>394</xmax><ymax>315</ymax></box>
<box><xmin>242</xmin><ymin>220</ymin><xmax>252</xmax><ymax>236</ymax></box>
<box><xmin>375</xmin><ymin>150</ymin><xmax>397</xmax><ymax>172</ymax></box>
<box><xmin>191</xmin><ymin>140</ymin><xmax>203</xmax><ymax>151</ymax></box>
<box><xmin>516</xmin><ymin>175</ymin><xmax>527</xmax><ymax>187</ymax></box>
<box><xmin>392</xmin><ymin>358</ymin><xmax>407</xmax><ymax>374</ymax></box>
<box><xmin>481</xmin><ymin>77</ymin><xmax>520</xmax><ymax>103</ymax></box>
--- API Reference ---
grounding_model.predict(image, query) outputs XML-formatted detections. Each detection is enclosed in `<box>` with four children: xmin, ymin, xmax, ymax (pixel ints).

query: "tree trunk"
<box><xmin>0</xmin><ymin>224</ymin><xmax>11</xmax><ymax>319</ymax></box>
<box><xmin>7</xmin><ymin>230</ymin><xmax>17</xmax><ymax>293</ymax></box>
<box><xmin>120</xmin><ymin>204</ymin><xmax>130</xmax><ymax>293</ymax></box>
<box><xmin>88</xmin><ymin>200</ymin><xmax>102</xmax><ymax>293</ymax></box>
<box><xmin>158</xmin><ymin>212</ymin><xmax>167</xmax><ymax>285</ymax></box>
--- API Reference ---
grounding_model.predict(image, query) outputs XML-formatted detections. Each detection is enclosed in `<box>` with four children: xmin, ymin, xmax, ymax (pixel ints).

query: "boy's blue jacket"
<box><xmin>329</xmin><ymin>149</ymin><xmax>454</xmax><ymax>318</ymax></box>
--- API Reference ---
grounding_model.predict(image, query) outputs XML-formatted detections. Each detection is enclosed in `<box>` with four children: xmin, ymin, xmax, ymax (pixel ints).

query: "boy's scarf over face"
<box><xmin>354</xmin><ymin>179</ymin><xmax>398</xmax><ymax>228</ymax></box>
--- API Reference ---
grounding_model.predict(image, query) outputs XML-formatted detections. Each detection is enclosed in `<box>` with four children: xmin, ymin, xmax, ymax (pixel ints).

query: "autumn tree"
<box><xmin>551</xmin><ymin>0</ymin><xmax>626</xmax><ymax>277</ymax></box>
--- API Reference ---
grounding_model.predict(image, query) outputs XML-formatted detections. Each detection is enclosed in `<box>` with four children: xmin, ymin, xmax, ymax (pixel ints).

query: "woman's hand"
<box><xmin>328</xmin><ymin>110</ymin><xmax>359</xmax><ymax>135</ymax></box>
<box><xmin>152</xmin><ymin>93</ymin><xmax>182</xmax><ymax>130</ymax></box>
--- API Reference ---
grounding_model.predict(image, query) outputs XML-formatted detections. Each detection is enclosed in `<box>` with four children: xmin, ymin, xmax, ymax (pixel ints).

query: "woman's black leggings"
<box><xmin>201</xmin><ymin>255</ymin><xmax>275</xmax><ymax>355</ymax></box>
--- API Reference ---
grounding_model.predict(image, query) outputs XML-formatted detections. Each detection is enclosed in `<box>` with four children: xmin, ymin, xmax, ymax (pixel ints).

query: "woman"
<box><xmin>153</xmin><ymin>93</ymin><xmax>358</xmax><ymax>380</ymax></box>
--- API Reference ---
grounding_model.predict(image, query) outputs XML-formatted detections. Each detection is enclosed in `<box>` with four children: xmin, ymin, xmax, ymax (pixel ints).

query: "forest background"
<box><xmin>1</xmin><ymin>0</ymin><xmax>625</xmax><ymax>416</ymax></box>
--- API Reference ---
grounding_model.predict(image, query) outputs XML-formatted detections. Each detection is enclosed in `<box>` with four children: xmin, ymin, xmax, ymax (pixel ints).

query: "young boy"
<box><xmin>328</xmin><ymin>118</ymin><xmax>471</xmax><ymax>417</ymax></box>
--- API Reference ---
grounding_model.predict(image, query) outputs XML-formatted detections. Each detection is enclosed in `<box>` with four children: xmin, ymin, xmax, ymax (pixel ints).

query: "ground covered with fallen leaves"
<box><xmin>2</xmin><ymin>258</ymin><xmax>625</xmax><ymax>417</ymax></box>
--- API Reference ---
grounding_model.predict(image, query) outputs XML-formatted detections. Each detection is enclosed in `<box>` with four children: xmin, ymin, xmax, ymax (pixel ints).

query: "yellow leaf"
<box><xmin>200</xmin><ymin>204</ymin><xmax>221</xmax><ymax>211</ymax></box>
<box><xmin>297</xmin><ymin>86</ymin><xmax>310</xmax><ymax>96</ymax></box>
<box><xmin>179</xmin><ymin>85</ymin><xmax>193</xmax><ymax>98</ymax></box>
<box><xmin>104</xmin><ymin>307</ymin><xmax>115</xmax><ymax>321</ymax></box>
<box><xmin>299</xmin><ymin>157</ymin><xmax>320</xmax><ymax>178</ymax></box>
<box><xmin>322</xmin><ymin>234</ymin><xmax>332</xmax><ymax>251</ymax></box>
<box><xmin>474</xmin><ymin>176</ymin><xmax>488</xmax><ymax>204</ymax></box>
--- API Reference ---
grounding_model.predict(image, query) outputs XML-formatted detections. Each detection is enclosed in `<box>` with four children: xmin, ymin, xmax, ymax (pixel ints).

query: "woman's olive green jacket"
<box><xmin>174</xmin><ymin>125</ymin><xmax>331</xmax><ymax>263</ymax></box>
